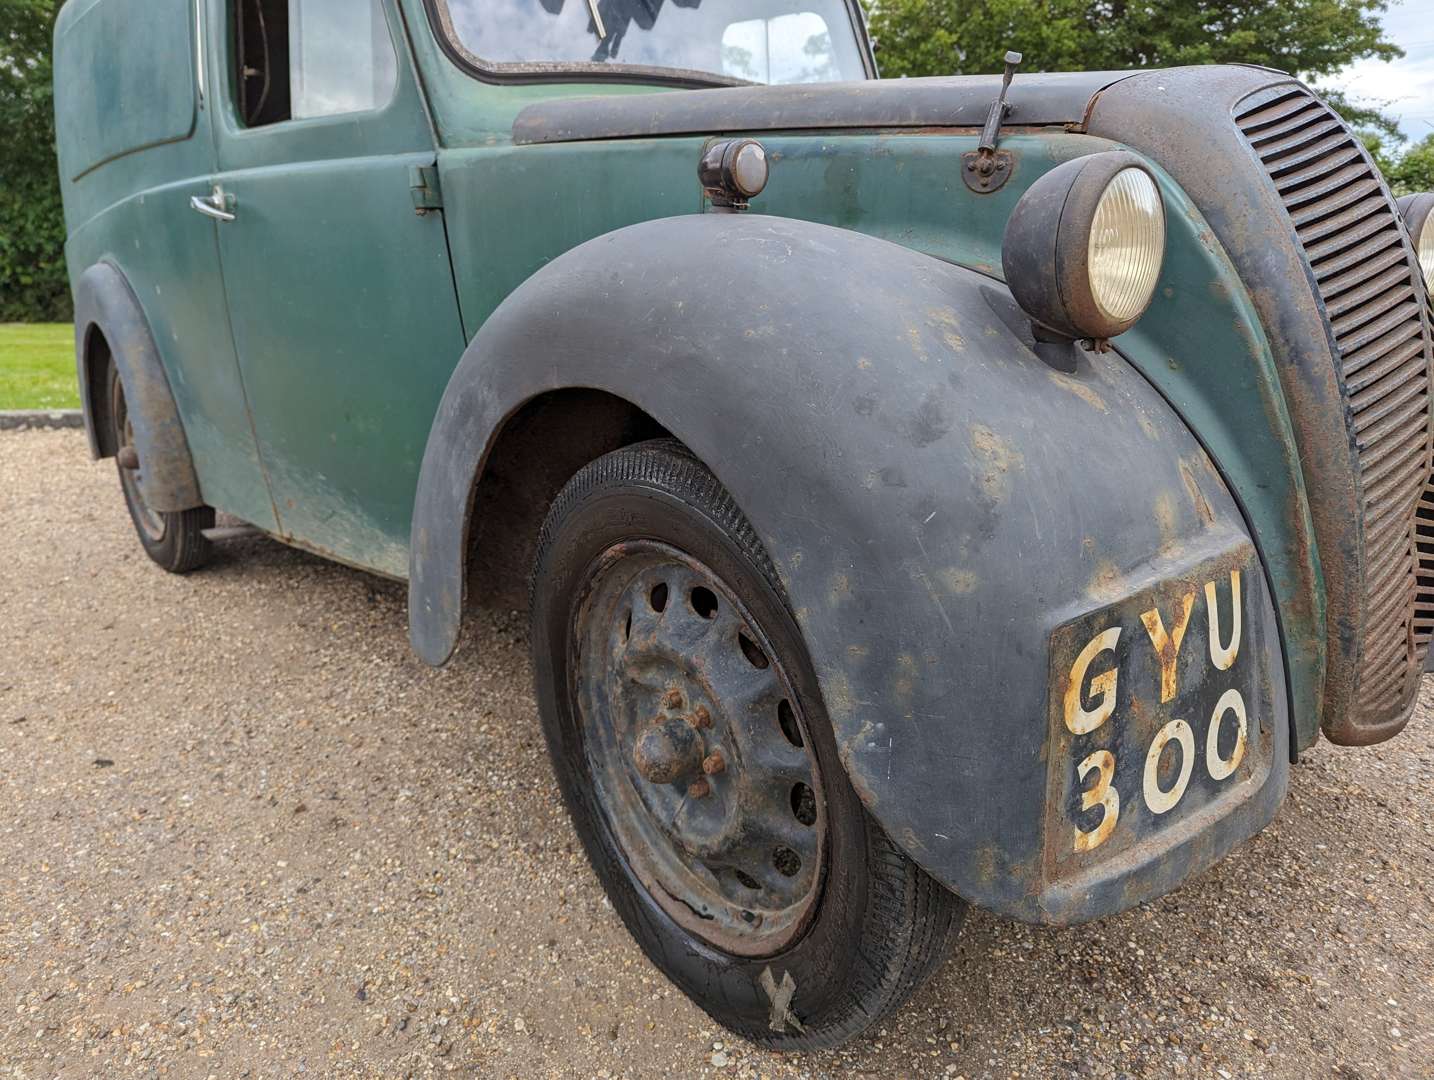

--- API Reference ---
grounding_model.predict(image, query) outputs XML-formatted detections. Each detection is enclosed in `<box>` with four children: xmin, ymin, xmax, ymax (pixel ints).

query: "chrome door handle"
<box><xmin>190</xmin><ymin>185</ymin><xmax>236</xmax><ymax>222</ymax></box>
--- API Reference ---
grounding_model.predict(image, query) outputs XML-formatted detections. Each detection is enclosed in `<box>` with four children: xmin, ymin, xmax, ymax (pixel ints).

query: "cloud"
<box><xmin>1326</xmin><ymin>1</ymin><xmax>1434</xmax><ymax>142</ymax></box>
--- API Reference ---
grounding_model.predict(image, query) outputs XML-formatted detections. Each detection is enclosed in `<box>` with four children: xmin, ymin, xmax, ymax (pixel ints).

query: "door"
<box><xmin>206</xmin><ymin>0</ymin><xmax>466</xmax><ymax>577</ymax></box>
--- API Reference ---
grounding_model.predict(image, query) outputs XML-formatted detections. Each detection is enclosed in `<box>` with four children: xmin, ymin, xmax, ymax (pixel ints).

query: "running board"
<box><xmin>201</xmin><ymin>524</ymin><xmax>264</xmax><ymax>542</ymax></box>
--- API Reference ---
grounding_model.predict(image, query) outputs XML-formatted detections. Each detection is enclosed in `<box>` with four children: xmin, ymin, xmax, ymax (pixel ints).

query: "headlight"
<box><xmin>1003</xmin><ymin>151</ymin><xmax>1167</xmax><ymax>342</ymax></box>
<box><xmin>1397</xmin><ymin>193</ymin><xmax>1434</xmax><ymax>293</ymax></box>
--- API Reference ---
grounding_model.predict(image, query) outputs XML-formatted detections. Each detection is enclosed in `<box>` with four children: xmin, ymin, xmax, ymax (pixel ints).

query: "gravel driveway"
<box><xmin>0</xmin><ymin>428</ymin><xmax>1430</xmax><ymax>1079</ymax></box>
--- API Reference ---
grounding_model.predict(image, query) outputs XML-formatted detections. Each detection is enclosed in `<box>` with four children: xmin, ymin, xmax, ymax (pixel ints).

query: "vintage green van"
<box><xmin>54</xmin><ymin>0</ymin><xmax>1434</xmax><ymax>1049</ymax></box>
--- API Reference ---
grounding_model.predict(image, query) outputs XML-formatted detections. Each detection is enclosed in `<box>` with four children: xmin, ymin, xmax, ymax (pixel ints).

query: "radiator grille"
<box><xmin>1236</xmin><ymin>86</ymin><xmax>1433</xmax><ymax>727</ymax></box>
<box><xmin>1416</xmin><ymin>285</ymin><xmax>1434</xmax><ymax>659</ymax></box>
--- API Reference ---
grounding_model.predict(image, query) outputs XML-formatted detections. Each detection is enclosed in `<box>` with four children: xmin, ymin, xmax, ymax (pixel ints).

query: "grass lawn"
<box><xmin>0</xmin><ymin>324</ymin><xmax>78</xmax><ymax>410</ymax></box>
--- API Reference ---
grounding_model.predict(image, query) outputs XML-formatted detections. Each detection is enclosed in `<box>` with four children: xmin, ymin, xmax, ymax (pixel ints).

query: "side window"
<box><xmin>234</xmin><ymin>0</ymin><xmax>398</xmax><ymax>128</ymax></box>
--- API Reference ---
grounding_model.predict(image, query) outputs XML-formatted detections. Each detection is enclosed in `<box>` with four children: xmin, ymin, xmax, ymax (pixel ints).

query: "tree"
<box><xmin>869</xmin><ymin>0</ymin><xmax>1402</xmax><ymax>79</ymax></box>
<box><xmin>0</xmin><ymin>0</ymin><xmax>69</xmax><ymax>322</ymax></box>
<box><xmin>1384</xmin><ymin>134</ymin><xmax>1434</xmax><ymax>197</ymax></box>
<box><xmin>868</xmin><ymin>1</ymin><xmax>1431</xmax><ymax>196</ymax></box>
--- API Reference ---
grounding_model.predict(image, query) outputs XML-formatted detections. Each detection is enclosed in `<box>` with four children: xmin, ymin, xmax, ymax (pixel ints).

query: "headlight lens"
<box><xmin>1002</xmin><ymin>151</ymin><xmax>1167</xmax><ymax>342</ymax></box>
<box><xmin>1088</xmin><ymin>168</ymin><xmax>1166</xmax><ymax>324</ymax></box>
<box><xmin>1397</xmin><ymin>193</ymin><xmax>1434</xmax><ymax>294</ymax></box>
<box><xmin>1417</xmin><ymin>215</ymin><xmax>1434</xmax><ymax>293</ymax></box>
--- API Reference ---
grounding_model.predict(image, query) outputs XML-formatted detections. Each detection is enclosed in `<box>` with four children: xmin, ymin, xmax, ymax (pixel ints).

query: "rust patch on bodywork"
<box><xmin>969</xmin><ymin>423</ymin><xmax>1024</xmax><ymax>503</ymax></box>
<box><xmin>1153</xmin><ymin>492</ymin><xmax>1179</xmax><ymax>553</ymax></box>
<box><xmin>1179</xmin><ymin>459</ymin><xmax>1217</xmax><ymax>525</ymax></box>
<box><xmin>941</xmin><ymin>568</ymin><xmax>979</xmax><ymax>594</ymax></box>
<box><xmin>1087</xmin><ymin>559</ymin><xmax>1123</xmax><ymax>602</ymax></box>
<box><xmin>1048</xmin><ymin>370</ymin><xmax>1109</xmax><ymax>413</ymax></box>
<box><xmin>926</xmin><ymin>306</ymin><xmax>966</xmax><ymax>352</ymax></box>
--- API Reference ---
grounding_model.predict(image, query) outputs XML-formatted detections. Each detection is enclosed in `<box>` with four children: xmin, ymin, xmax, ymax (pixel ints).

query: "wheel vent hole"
<box><xmin>773</xmin><ymin>847</ymin><xmax>801</xmax><ymax>878</ymax></box>
<box><xmin>738</xmin><ymin>631</ymin><xmax>769</xmax><ymax>669</ymax></box>
<box><xmin>777</xmin><ymin>699</ymin><xmax>803</xmax><ymax>748</ymax></box>
<box><xmin>791</xmin><ymin>782</ymin><xmax>817</xmax><ymax>826</ymax></box>
<box><xmin>690</xmin><ymin>586</ymin><xmax>719</xmax><ymax>620</ymax></box>
<box><xmin>622</xmin><ymin>608</ymin><xmax>632</xmax><ymax>642</ymax></box>
<box><xmin>649</xmin><ymin>582</ymin><xmax>669</xmax><ymax>613</ymax></box>
<box><xmin>734</xmin><ymin>869</ymin><xmax>761</xmax><ymax>891</ymax></box>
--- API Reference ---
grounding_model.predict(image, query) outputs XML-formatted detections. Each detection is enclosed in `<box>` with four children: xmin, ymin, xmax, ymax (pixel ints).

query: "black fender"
<box><xmin>72</xmin><ymin>261</ymin><xmax>203</xmax><ymax>513</ymax></box>
<box><xmin>409</xmin><ymin>215</ymin><xmax>1289</xmax><ymax>922</ymax></box>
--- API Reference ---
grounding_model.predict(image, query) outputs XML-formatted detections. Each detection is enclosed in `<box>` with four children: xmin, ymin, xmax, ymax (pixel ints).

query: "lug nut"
<box><xmin>662</xmin><ymin>689</ymin><xmax>685</xmax><ymax>710</ymax></box>
<box><xmin>701</xmin><ymin>751</ymin><xmax>726</xmax><ymax>776</ymax></box>
<box><xmin>688</xmin><ymin>705</ymin><xmax>712</xmax><ymax>729</ymax></box>
<box><xmin>687</xmin><ymin>778</ymin><xmax>711</xmax><ymax>799</ymax></box>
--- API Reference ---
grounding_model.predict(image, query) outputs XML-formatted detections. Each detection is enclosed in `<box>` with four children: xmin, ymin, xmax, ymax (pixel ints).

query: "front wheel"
<box><xmin>530</xmin><ymin>439</ymin><xmax>963</xmax><ymax>1050</ymax></box>
<box><xmin>107</xmin><ymin>360</ymin><xmax>214</xmax><ymax>573</ymax></box>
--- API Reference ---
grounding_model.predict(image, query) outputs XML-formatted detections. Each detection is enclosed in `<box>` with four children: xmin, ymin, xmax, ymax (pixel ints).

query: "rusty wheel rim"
<box><xmin>110</xmin><ymin>374</ymin><xmax>164</xmax><ymax>542</ymax></box>
<box><xmin>572</xmin><ymin>541</ymin><xmax>827</xmax><ymax>957</ymax></box>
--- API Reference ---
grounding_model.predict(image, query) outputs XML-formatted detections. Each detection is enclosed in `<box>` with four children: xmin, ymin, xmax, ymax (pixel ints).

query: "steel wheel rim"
<box><xmin>111</xmin><ymin>374</ymin><xmax>165</xmax><ymax>542</ymax></box>
<box><xmin>572</xmin><ymin>541</ymin><xmax>827</xmax><ymax>956</ymax></box>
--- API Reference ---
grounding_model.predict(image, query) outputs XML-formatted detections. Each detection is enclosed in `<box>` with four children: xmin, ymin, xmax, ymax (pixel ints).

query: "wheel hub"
<box><xmin>632</xmin><ymin>716</ymin><xmax>704</xmax><ymax>785</ymax></box>
<box><xmin>574</xmin><ymin>542</ymin><xmax>826</xmax><ymax>956</ymax></box>
<box><xmin>111</xmin><ymin>376</ymin><xmax>164</xmax><ymax>542</ymax></box>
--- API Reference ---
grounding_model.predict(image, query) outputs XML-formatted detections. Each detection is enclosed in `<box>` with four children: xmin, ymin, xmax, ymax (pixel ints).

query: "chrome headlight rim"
<box><xmin>1397</xmin><ymin>192</ymin><xmax>1434</xmax><ymax>295</ymax></box>
<box><xmin>1002</xmin><ymin>150</ymin><xmax>1168</xmax><ymax>342</ymax></box>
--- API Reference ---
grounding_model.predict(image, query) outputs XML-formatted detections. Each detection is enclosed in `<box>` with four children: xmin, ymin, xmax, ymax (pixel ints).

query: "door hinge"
<box><xmin>409</xmin><ymin>164</ymin><xmax>443</xmax><ymax>215</ymax></box>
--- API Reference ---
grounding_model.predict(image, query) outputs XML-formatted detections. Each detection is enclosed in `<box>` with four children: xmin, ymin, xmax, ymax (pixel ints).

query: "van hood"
<box><xmin>511</xmin><ymin>70</ymin><xmax>1142</xmax><ymax>145</ymax></box>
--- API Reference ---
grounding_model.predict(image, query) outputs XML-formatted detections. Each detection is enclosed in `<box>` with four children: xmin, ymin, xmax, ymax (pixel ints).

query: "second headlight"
<box><xmin>1397</xmin><ymin>192</ymin><xmax>1434</xmax><ymax>294</ymax></box>
<box><xmin>1003</xmin><ymin>151</ymin><xmax>1167</xmax><ymax>342</ymax></box>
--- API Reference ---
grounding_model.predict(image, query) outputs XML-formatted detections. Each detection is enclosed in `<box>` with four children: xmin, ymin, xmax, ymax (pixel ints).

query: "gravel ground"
<box><xmin>0</xmin><ymin>427</ymin><xmax>1431</xmax><ymax>1080</ymax></box>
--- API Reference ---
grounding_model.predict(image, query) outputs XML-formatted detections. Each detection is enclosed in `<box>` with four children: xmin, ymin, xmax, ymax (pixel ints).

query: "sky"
<box><xmin>1326</xmin><ymin>1</ymin><xmax>1434</xmax><ymax>143</ymax></box>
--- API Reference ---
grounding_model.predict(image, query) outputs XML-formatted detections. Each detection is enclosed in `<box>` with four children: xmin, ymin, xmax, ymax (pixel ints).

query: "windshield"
<box><xmin>433</xmin><ymin>0</ymin><xmax>870</xmax><ymax>85</ymax></box>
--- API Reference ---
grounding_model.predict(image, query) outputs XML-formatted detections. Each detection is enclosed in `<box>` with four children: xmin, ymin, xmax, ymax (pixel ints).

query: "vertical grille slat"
<box><xmin>1333</xmin><ymin>298</ymin><xmax>1422</xmax><ymax>353</ymax></box>
<box><xmin>1236</xmin><ymin>86</ymin><xmax>1434</xmax><ymax>734</ymax></box>
<box><xmin>1247</xmin><ymin>105</ymin><xmax>1336</xmax><ymax>147</ymax></box>
<box><xmin>1253</xmin><ymin>117</ymin><xmax>1347</xmax><ymax>159</ymax></box>
<box><xmin>1272</xmin><ymin>143</ymin><xmax>1364</xmax><ymax>193</ymax></box>
<box><xmin>1356</xmin><ymin>385</ymin><xmax>1429</xmax><ymax>443</ymax></box>
<box><xmin>1289</xmin><ymin>177</ymin><xmax>1383</xmax><ymax>228</ymax></box>
<box><xmin>1310</xmin><ymin>232</ymin><xmax>1406</xmax><ymax>282</ymax></box>
<box><xmin>1284</xmin><ymin>163</ymin><xmax>1379</xmax><ymax>214</ymax></box>
<box><xmin>1237</xmin><ymin>92</ymin><xmax>1327</xmax><ymax>131</ymax></box>
<box><xmin>1326</xmin><ymin>265</ymin><xmax>1416</xmax><ymax>320</ymax></box>
<box><xmin>1298</xmin><ymin>195</ymin><xmax>1395</xmax><ymax>247</ymax></box>
<box><xmin>1343</xmin><ymin>333</ymin><xmax>1425</xmax><ymax>394</ymax></box>
<box><xmin>1318</xmin><ymin>246</ymin><xmax>1414</xmax><ymax>303</ymax></box>
<box><xmin>1303</xmin><ymin>211</ymin><xmax>1401</xmax><ymax>263</ymax></box>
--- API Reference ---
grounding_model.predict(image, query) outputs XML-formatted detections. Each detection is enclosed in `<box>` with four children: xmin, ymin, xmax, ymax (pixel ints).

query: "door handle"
<box><xmin>190</xmin><ymin>184</ymin><xmax>236</xmax><ymax>222</ymax></box>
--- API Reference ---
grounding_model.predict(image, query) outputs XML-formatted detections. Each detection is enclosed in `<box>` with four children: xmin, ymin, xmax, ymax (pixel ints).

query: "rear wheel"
<box><xmin>107</xmin><ymin>360</ymin><xmax>213</xmax><ymax>573</ymax></box>
<box><xmin>530</xmin><ymin>440</ymin><xmax>963</xmax><ymax>1050</ymax></box>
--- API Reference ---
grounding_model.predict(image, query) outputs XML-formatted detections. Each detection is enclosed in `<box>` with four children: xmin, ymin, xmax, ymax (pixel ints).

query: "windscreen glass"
<box><xmin>436</xmin><ymin>0</ymin><xmax>868</xmax><ymax>84</ymax></box>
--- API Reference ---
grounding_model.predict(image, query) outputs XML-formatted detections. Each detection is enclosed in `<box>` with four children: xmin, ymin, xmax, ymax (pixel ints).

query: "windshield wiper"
<box><xmin>585</xmin><ymin>0</ymin><xmax>608</xmax><ymax>40</ymax></box>
<box><xmin>962</xmin><ymin>50</ymin><xmax>1022</xmax><ymax>193</ymax></box>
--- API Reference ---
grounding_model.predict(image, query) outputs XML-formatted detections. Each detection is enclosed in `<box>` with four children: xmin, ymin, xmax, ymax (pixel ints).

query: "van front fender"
<box><xmin>409</xmin><ymin>214</ymin><xmax>1289</xmax><ymax>922</ymax></box>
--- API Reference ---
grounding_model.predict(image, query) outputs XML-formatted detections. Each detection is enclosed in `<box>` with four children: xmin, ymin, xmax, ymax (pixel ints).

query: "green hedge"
<box><xmin>0</xmin><ymin>166</ymin><xmax>70</xmax><ymax>324</ymax></box>
<box><xmin>1</xmin><ymin>0</ymin><xmax>70</xmax><ymax>323</ymax></box>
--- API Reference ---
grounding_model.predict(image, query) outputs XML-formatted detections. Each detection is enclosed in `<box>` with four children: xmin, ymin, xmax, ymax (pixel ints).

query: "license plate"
<box><xmin>1044</xmin><ymin>543</ymin><xmax>1271</xmax><ymax>880</ymax></box>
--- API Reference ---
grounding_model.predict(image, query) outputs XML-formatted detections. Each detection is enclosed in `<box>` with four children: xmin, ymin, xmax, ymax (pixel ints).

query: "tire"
<box><xmin>107</xmin><ymin>360</ymin><xmax>214</xmax><ymax>574</ymax></box>
<box><xmin>530</xmin><ymin>439</ymin><xmax>964</xmax><ymax>1050</ymax></box>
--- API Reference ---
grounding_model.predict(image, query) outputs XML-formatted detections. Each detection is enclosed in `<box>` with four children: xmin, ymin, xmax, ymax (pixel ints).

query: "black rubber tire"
<box><xmin>530</xmin><ymin>439</ymin><xmax>964</xmax><ymax>1050</ymax></box>
<box><xmin>107</xmin><ymin>360</ymin><xmax>214</xmax><ymax>574</ymax></box>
